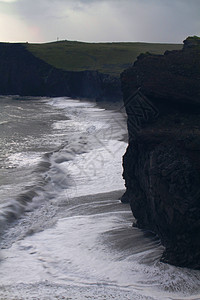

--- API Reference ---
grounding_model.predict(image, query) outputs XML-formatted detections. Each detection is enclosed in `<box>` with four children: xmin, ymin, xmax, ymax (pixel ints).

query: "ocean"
<box><xmin>0</xmin><ymin>96</ymin><xmax>200</xmax><ymax>300</ymax></box>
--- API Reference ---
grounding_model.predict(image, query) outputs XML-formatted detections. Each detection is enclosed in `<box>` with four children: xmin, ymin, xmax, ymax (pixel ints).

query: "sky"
<box><xmin>0</xmin><ymin>0</ymin><xmax>199</xmax><ymax>44</ymax></box>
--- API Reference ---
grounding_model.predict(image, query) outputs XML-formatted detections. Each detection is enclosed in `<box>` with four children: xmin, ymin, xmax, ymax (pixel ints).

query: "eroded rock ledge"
<box><xmin>121</xmin><ymin>36</ymin><xmax>200</xmax><ymax>269</ymax></box>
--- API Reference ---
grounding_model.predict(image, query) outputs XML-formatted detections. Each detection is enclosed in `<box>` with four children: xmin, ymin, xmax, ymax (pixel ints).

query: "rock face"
<box><xmin>121</xmin><ymin>36</ymin><xmax>200</xmax><ymax>269</ymax></box>
<box><xmin>0</xmin><ymin>43</ymin><xmax>121</xmax><ymax>100</ymax></box>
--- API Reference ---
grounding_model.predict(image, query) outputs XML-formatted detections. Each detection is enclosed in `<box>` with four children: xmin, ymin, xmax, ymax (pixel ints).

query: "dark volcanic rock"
<box><xmin>0</xmin><ymin>43</ymin><xmax>121</xmax><ymax>100</ymax></box>
<box><xmin>121</xmin><ymin>36</ymin><xmax>200</xmax><ymax>269</ymax></box>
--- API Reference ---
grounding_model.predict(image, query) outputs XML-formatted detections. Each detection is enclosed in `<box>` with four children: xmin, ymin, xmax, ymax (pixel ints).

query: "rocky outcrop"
<box><xmin>121</xmin><ymin>36</ymin><xmax>200</xmax><ymax>269</ymax></box>
<box><xmin>0</xmin><ymin>43</ymin><xmax>121</xmax><ymax>100</ymax></box>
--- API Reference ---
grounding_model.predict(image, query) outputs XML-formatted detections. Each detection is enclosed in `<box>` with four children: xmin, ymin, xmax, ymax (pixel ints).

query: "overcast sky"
<box><xmin>0</xmin><ymin>0</ymin><xmax>199</xmax><ymax>44</ymax></box>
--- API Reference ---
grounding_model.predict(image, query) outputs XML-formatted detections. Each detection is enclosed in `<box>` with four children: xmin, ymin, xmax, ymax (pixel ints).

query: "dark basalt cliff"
<box><xmin>0</xmin><ymin>43</ymin><xmax>121</xmax><ymax>100</ymax></box>
<box><xmin>121</xmin><ymin>36</ymin><xmax>200</xmax><ymax>269</ymax></box>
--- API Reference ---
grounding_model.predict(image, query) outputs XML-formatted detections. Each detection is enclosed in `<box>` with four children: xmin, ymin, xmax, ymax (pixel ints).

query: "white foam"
<box><xmin>48</xmin><ymin>97</ymin><xmax>95</xmax><ymax>109</ymax></box>
<box><xmin>6</xmin><ymin>152</ymin><xmax>41</xmax><ymax>168</ymax></box>
<box><xmin>58</xmin><ymin>140</ymin><xmax>127</xmax><ymax>197</ymax></box>
<box><xmin>1</xmin><ymin>202</ymin><xmax>200</xmax><ymax>300</ymax></box>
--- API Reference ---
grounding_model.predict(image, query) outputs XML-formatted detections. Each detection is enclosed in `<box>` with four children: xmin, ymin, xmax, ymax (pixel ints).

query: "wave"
<box><xmin>0</xmin><ymin>134</ymin><xmax>91</xmax><ymax>235</ymax></box>
<box><xmin>0</xmin><ymin>121</ymin><xmax>10</xmax><ymax>125</ymax></box>
<box><xmin>0</xmin><ymin>154</ymin><xmax>49</xmax><ymax>232</ymax></box>
<box><xmin>0</xmin><ymin>143</ymin><xmax>70</xmax><ymax>233</ymax></box>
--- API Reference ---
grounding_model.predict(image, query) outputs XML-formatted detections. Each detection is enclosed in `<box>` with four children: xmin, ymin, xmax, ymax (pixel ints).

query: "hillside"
<box><xmin>0</xmin><ymin>40</ymin><xmax>183</xmax><ymax>100</ymax></box>
<box><xmin>26</xmin><ymin>40</ymin><xmax>182</xmax><ymax>76</ymax></box>
<box><xmin>0</xmin><ymin>42</ymin><xmax>121</xmax><ymax>100</ymax></box>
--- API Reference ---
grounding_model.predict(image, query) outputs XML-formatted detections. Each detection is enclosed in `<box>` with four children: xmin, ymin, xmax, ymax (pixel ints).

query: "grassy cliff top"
<box><xmin>26</xmin><ymin>40</ymin><xmax>182</xmax><ymax>76</ymax></box>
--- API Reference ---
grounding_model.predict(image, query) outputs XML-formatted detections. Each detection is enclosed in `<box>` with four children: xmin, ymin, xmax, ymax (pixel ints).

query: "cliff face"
<box><xmin>121</xmin><ymin>37</ymin><xmax>200</xmax><ymax>269</ymax></box>
<box><xmin>0</xmin><ymin>43</ymin><xmax>121</xmax><ymax>100</ymax></box>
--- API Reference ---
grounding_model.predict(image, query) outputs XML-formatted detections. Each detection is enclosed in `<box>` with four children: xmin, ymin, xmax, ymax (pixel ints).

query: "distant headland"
<box><xmin>0</xmin><ymin>40</ymin><xmax>181</xmax><ymax>100</ymax></box>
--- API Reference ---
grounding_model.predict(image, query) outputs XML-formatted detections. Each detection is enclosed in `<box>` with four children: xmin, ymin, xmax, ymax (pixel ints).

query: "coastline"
<box><xmin>1</xmin><ymin>96</ymin><xmax>200</xmax><ymax>300</ymax></box>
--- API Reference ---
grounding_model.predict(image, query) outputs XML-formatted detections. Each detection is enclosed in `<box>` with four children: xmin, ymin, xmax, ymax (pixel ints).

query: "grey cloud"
<box><xmin>1</xmin><ymin>0</ymin><xmax>200</xmax><ymax>43</ymax></box>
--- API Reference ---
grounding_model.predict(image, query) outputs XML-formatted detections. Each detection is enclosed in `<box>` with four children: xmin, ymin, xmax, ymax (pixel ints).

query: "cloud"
<box><xmin>0</xmin><ymin>0</ymin><xmax>199</xmax><ymax>43</ymax></box>
<box><xmin>0</xmin><ymin>0</ymin><xmax>18</xmax><ymax>2</ymax></box>
<box><xmin>0</xmin><ymin>12</ymin><xmax>42</xmax><ymax>42</ymax></box>
<box><xmin>112</xmin><ymin>0</ymin><xmax>200</xmax><ymax>42</ymax></box>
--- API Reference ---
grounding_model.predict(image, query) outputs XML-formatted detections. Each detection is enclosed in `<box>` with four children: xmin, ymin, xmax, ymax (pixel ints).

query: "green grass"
<box><xmin>26</xmin><ymin>40</ymin><xmax>182</xmax><ymax>76</ymax></box>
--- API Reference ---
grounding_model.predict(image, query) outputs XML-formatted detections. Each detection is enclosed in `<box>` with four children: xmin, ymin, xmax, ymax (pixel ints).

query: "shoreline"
<box><xmin>0</xmin><ymin>96</ymin><xmax>129</xmax><ymax>248</ymax></box>
<box><xmin>94</xmin><ymin>99</ymin><xmax>128</xmax><ymax>143</ymax></box>
<box><xmin>0</xmin><ymin>188</ymin><xmax>128</xmax><ymax>248</ymax></box>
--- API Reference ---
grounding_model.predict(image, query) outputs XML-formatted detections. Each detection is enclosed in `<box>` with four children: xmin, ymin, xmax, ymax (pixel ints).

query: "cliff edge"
<box><xmin>121</xmin><ymin>36</ymin><xmax>200</xmax><ymax>269</ymax></box>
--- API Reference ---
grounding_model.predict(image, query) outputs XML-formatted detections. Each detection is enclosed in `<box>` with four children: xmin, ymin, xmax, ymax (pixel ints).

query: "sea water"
<box><xmin>0</xmin><ymin>96</ymin><xmax>200</xmax><ymax>300</ymax></box>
